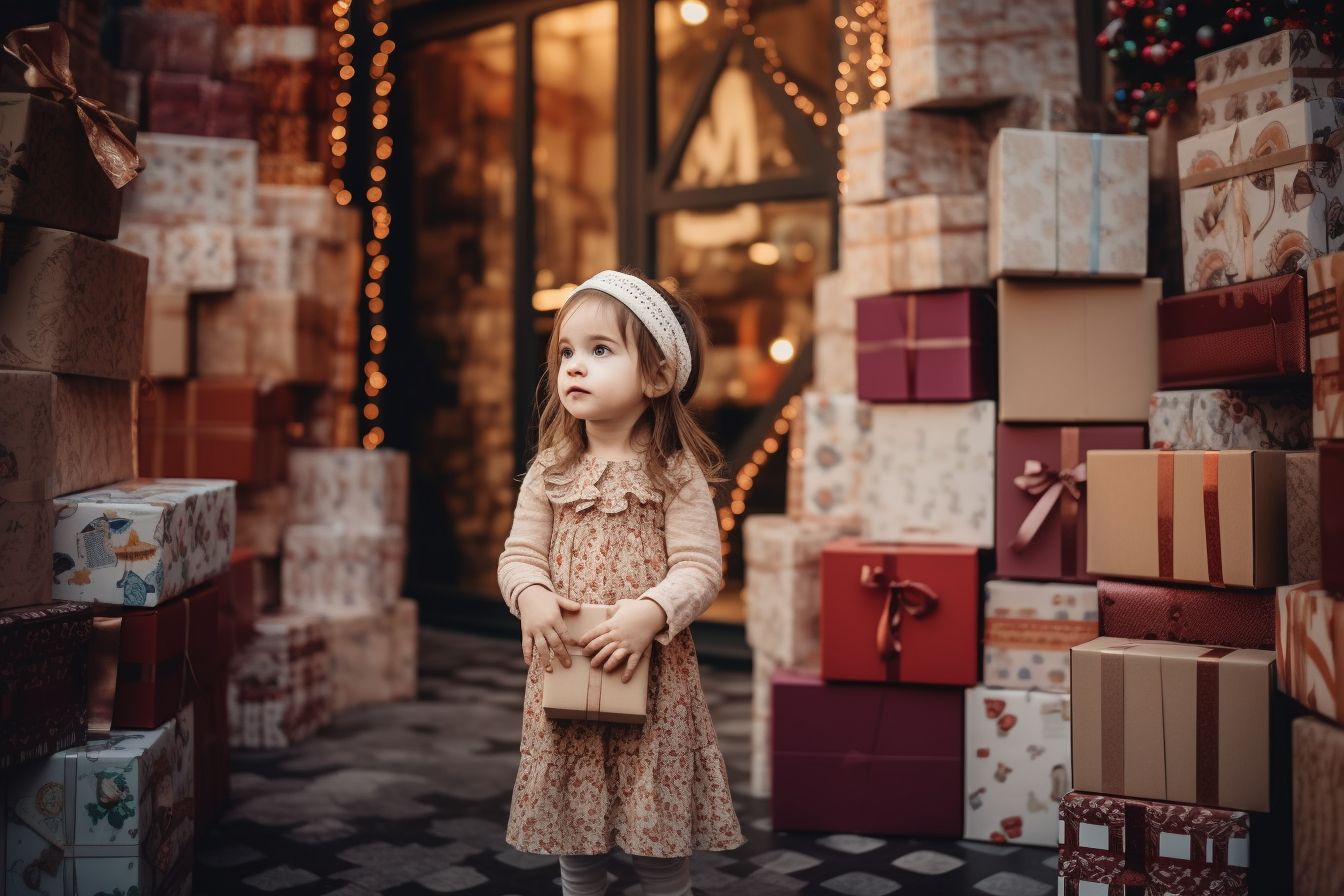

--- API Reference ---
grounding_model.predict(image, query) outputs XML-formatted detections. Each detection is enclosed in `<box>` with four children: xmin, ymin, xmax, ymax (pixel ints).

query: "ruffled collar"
<box><xmin>537</xmin><ymin>450</ymin><xmax>664</xmax><ymax>513</ymax></box>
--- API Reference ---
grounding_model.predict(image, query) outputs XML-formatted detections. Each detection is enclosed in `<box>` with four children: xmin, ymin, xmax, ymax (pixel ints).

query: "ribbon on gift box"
<box><xmin>855</xmin><ymin>296</ymin><xmax>972</xmax><ymax>399</ymax></box>
<box><xmin>1178</xmin><ymin>142</ymin><xmax>1335</xmax><ymax>190</ymax></box>
<box><xmin>1156</xmin><ymin>451</ymin><xmax>1226</xmax><ymax>587</ymax></box>
<box><xmin>1310</xmin><ymin>254</ymin><xmax>1344</xmax><ymax>439</ymax></box>
<box><xmin>2</xmin><ymin>23</ymin><xmax>143</xmax><ymax>188</ymax></box>
<box><xmin>1197</xmin><ymin>65</ymin><xmax>1344</xmax><ymax>103</ymax></box>
<box><xmin>858</xmin><ymin>556</ymin><xmax>938</xmax><ymax>672</ymax></box>
<box><xmin>1276</xmin><ymin>584</ymin><xmax>1344</xmax><ymax>720</ymax></box>
<box><xmin>1010</xmin><ymin>427</ymin><xmax>1085</xmax><ymax>578</ymax></box>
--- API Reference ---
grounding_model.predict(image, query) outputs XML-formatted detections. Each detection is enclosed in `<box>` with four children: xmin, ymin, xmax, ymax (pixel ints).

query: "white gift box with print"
<box><xmin>841</xmin><ymin>107</ymin><xmax>988</xmax><ymax>204</ymax></box>
<box><xmin>787</xmin><ymin>391</ymin><xmax>870</xmax><ymax>527</ymax></box>
<box><xmin>228</xmin><ymin>613</ymin><xmax>332</xmax><ymax>748</ymax></box>
<box><xmin>1194</xmin><ymin>29</ymin><xmax>1344</xmax><ymax>134</ymax></box>
<box><xmin>982</xmin><ymin>580</ymin><xmax>1098</xmax><ymax>693</ymax></box>
<box><xmin>281</xmin><ymin>524</ymin><xmax>406</xmax><ymax>615</ymax></box>
<box><xmin>813</xmin><ymin>330</ymin><xmax>857</xmax><ymax>394</ymax></box>
<box><xmin>115</xmin><ymin>221</ymin><xmax>238</xmax><ymax>291</ymax></box>
<box><xmin>839</xmin><ymin>202</ymin><xmax>894</xmax><ymax>301</ymax></box>
<box><xmin>52</xmin><ymin>479</ymin><xmax>237</xmax><ymax>607</ymax></box>
<box><xmin>861</xmin><ymin>401</ymin><xmax>996</xmax><ymax>547</ymax></box>
<box><xmin>122</xmin><ymin>133</ymin><xmax>258</xmax><ymax>226</ymax></box>
<box><xmin>288</xmin><ymin>448</ymin><xmax>410</xmax><ymax>526</ymax></box>
<box><xmin>963</xmin><ymin>686</ymin><xmax>1071</xmax><ymax>848</ymax></box>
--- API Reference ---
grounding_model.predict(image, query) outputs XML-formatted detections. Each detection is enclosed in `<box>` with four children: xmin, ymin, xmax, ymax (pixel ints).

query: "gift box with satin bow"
<box><xmin>1293</xmin><ymin>715</ymin><xmax>1344</xmax><ymax>896</ymax></box>
<box><xmin>982</xmin><ymin>580</ymin><xmax>1098</xmax><ymax>692</ymax></box>
<box><xmin>1148</xmin><ymin>387</ymin><xmax>1314</xmax><ymax>451</ymax></box>
<box><xmin>819</xmin><ymin>537</ymin><xmax>980</xmax><ymax>686</ymax></box>
<box><xmin>1309</xmin><ymin>252</ymin><xmax>1344</xmax><ymax>441</ymax></box>
<box><xmin>1195</xmin><ymin>30</ymin><xmax>1344</xmax><ymax>134</ymax></box>
<box><xmin>963</xmin><ymin>686</ymin><xmax>1072</xmax><ymax>848</ymax></box>
<box><xmin>841</xmin><ymin>106</ymin><xmax>988</xmax><ymax>204</ymax></box>
<box><xmin>1099</xmin><ymin>579</ymin><xmax>1276</xmax><ymax>651</ymax></box>
<box><xmin>1275</xmin><ymin>581</ymin><xmax>1344</xmax><ymax>723</ymax></box>
<box><xmin>0</xmin><ymin>600</ymin><xmax>91</xmax><ymax>769</ymax></box>
<box><xmin>1072</xmin><ymin>637</ymin><xmax>1276</xmax><ymax>812</ymax></box>
<box><xmin>995</xmin><ymin>424</ymin><xmax>1144</xmax><ymax>581</ymax></box>
<box><xmin>227</xmin><ymin>611</ymin><xmax>331</xmax><ymax>748</ymax></box>
<box><xmin>771</xmin><ymin>668</ymin><xmax>963</xmax><ymax>836</ymax></box>
<box><xmin>856</xmin><ymin>291</ymin><xmax>997</xmax><ymax>403</ymax></box>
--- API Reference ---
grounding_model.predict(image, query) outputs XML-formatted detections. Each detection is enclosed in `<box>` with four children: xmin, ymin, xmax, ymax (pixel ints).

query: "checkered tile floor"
<box><xmin>196</xmin><ymin>627</ymin><xmax>1058</xmax><ymax>895</ymax></box>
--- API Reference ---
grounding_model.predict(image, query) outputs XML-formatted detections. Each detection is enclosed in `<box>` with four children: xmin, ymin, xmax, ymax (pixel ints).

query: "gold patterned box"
<box><xmin>196</xmin><ymin>289</ymin><xmax>333</xmax><ymax>384</ymax></box>
<box><xmin>228</xmin><ymin>612</ymin><xmax>332</xmax><ymax>748</ymax></box>
<box><xmin>787</xmin><ymin>391</ymin><xmax>869</xmax><ymax>527</ymax></box>
<box><xmin>327</xmin><ymin>598</ymin><xmax>418</xmax><ymax>712</ymax></box>
<box><xmin>115</xmin><ymin>221</ymin><xmax>238</xmax><ymax>291</ymax></box>
<box><xmin>288</xmin><ymin>448</ymin><xmax>409</xmax><ymax>526</ymax></box>
<box><xmin>841</xmin><ymin>106</ymin><xmax>987</xmax><ymax>204</ymax></box>
<box><xmin>280</xmin><ymin>524</ymin><xmax>406</xmax><ymax>616</ymax></box>
<box><xmin>123</xmin><ymin>132</ymin><xmax>258</xmax><ymax>225</ymax></box>
<box><xmin>1195</xmin><ymin>30</ymin><xmax>1344</xmax><ymax>134</ymax></box>
<box><xmin>1178</xmin><ymin>97</ymin><xmax>1344</xmax><ymax>292</ymax></box>
<box><xmin>1309</xmin><ymin>252</ymin><xmax>1343</xmax><ymax>441</ymax></box>
<box><xmin>989</xmin><ymin>129</ymin><xmax>1149</xmax><ymax>278</ymax></box>
<box><xmin>889</xmin><ymin>0</ymin><xmax>1080</xmax><ymax>110</ymax></box>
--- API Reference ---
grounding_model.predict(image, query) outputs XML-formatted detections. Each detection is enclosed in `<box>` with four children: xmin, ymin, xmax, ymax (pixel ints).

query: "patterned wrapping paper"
<box><xmin>3</xmin><ymin>705</ymin><xmax>196</xmax><ymax>896</ymax></box>
<box><xmin>196</xmin><ymin>289</ymin><xmax>334</xmax><ymax>384</ymax></box>
<box><xmin>234</xmin><ymin>224</ymin><xmax>319</xmax><ymax>292</ymax></box>
<box><xmin>280</xmin><ymin>524</ymin><xmax>406</xmax><ymax>615</ymax></box>
<box><xmin>963</xmin><ymin>687</ymin><xmax>1071</xmax><ymax>848</ymax></box>
<box><xmin>144</xmin><ymin>288</ymin><xmax>191</xmax><ymax>379</ymax></box>
<box><xmin>0</xmin><ymin>92</ymin><xmax>137</xmax><ymax>239</ymax></box>
<box><xmin>0</xmin><ymin>499</ymin><xmax>53</xmax><ymax>611</ymax></box>
<box><xmin>1098</xmin><ymin>579</ymin><xmax>1277</xmax><ymax>650</ymax></box>
<box><xmin>0</xmin><ymin>601</ymin><xmax>91</xmax><ymax>769</ymax></box>
<box><xmin>982</xmin><ymin>581</ymin><xmax>1098</xmax><ymax>692</ymax></box>
<box><xmin>258</xmin><ymin>156</ymin><xmax>327</xmax><ymax>186</ymax></box>
<box><xmin>328</xmin><ymin>598</ymin><xmax>419</xmax><ymax>713</ymax></box>
<box><xmin>861</xmin><ymin>401</ymin><xmax>996</xmax><ymax>547</ymax></box>
<box><xmin>786</xmin><ymin>391</ymin><xmax>869</xmax><ymax>527</ymax></box>
<box><xmin>1178</xmin><ymin>97</ymin><xmax>1344</xmax><ymax>292</ymax></box>
<box><xmin>1195</xmin><ymin>29</ymin><xmax>1344</xmax><ymax>134</ymax></box>
<box><xmin>839</xmin><ymin>202</ymin><xmax>893</xmax><ymax>300</ymax></box>
<box><xmin>1308</xmin><ymin>252</ymin><xmax>1343</xmax><ymax>440</ymax></box>
<box><xmin>841</xmin><ymin>106</ymin><xmax>988</xmax><ymax>204</ymax></box>
<box><xmin>256</xmin><ymin>184</ymin><xmax>363</xmax><ymax>243</ymax></box>
<box><xmin>889</xmin><ymin>0</ymin><xmax>1079</xmax><ymax>110</ymax></box>
<box><xmin>812</xmin><ymin>270</ymin><xmax>853</xmax><ymax>334</ymax></box>
<box><xmin>1287</xmin><ymin>452</ymin><xmax>1322</xmax><ymax>584</ymax></box>
<box><xmin>888</xmin><ymin>193</ymin><xmax>989</xmax><ymax>291</ymax></box>
<box><xmin>123</xmin><ymin>132</ymin><xmax>259</xmax><ymax>226</ymax></box>
<box><xmin>977</xmin><ymin>90</ymin><xmax>1106</xmax><ymax>140</ymax></box>
<box><xmin>119</xmin><ymin>7</ymin><xmax>226</xmax><ymax>75</ymax></box>
<box><xmin>143</xmin><ymin>71</ymin><xmax>256</xmax><ymax>138</ymax></box>
<box><xmin>742</xmin><ymin>514</ymin><xmax>854</xmax><ymax>667</ymax></box>
<box><xmin>1148</xmin><ymin>388</ymin><xmax>1314</xmax><ymax>450</ymax></box>
<box><xmin>1276</xmin><ymin>582</ymin><xmax>1344</xmax><ymax>723</ymax></box>
<box><xmin>52</xmin><ymin>479</ymin><xmax>237</xmax><ymax>608</ymax></box>
<box><xmin>0</xmin><ymin>224</ymin><xmax>148</xmax><ymax>381</ymax></box>
<box><xmin>228</xmin><ymin>612</ymin><xmax>333</xmax><ymax>748</ymax></box>
<box><xmin>115</xmin><ymin>221</ymin><xmax>238</xmax><ymax>291</ymax></box>
<box><xmin>1293</xmin><ymin>715</ymin><xmax>1344</xmax><ymax>896</ymax></box>
<box><xmin>813</xmin><ymin>329</ymin><xmax>857</xmax><ymax>393</ymax></box>
<box><xmin>1057</xmin><ymin>791</ymin><xmax>1251</xmax><ymax>895</ymax></box>
<box><xmin>288</xmin><ymin>448</ymin><xmax>409</xmax><ymax>525</ymax></box>
<box><xmin>989</xmin><ymin>129</ymin><xmax>1149</xmax><ymax>278</ymax></box>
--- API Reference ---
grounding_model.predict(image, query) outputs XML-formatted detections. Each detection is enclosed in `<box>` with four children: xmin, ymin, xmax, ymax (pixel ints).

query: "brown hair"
<box><xmin>533</xmin><ymin>270</ymin><xmax>722</xmax><ymax>494</ymax></box>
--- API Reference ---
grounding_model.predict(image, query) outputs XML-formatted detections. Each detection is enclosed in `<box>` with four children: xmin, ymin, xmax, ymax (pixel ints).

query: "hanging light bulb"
<box><xmin>679</xmin><ymin>0</ymin><xmax>709</xmax><ymax>25</ymax></box>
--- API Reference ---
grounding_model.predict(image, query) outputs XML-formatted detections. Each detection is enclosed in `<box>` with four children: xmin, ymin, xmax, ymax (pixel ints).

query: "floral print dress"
<box><xmin>497</xmin><ymin>452</ymin><xmax>745</xmax><ymax>857</ymax></box>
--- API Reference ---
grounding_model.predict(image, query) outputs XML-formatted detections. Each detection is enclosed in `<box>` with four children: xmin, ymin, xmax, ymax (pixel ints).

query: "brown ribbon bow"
<box><xmin>3</xmin><ymin>22</ymin><xmax>144</xmax><ymax>188</ymax></box>
<box><xmin>1010</xmin><ymin>459</ymin><xmax>1086</xmax><ymax>555</ymax></box>
<box><xmin>859</xmin><ymin>559</ymin><xmax>939</xmax><ymax>665</ymax></box>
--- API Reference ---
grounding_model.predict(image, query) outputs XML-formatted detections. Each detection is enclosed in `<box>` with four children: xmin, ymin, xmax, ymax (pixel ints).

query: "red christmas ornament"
<box><xmin>1175</xmin><ymin>3</ymin><xmax>1187</xmax><ymax>15</ymax></box>
<box><xmin>1145</xmin><ymin>107</ymin><xmax>1163</xmax><ymax>126</ymax></box>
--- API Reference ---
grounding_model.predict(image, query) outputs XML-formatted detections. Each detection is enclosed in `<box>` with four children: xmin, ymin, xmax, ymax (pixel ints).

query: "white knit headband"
<box><xmin>567</xmin><ymin>270</ymin><xmax>693</xmax><ymax>393</ymax></box>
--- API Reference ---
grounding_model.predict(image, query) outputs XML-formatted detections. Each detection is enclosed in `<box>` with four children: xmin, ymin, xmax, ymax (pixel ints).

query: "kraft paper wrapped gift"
<box><xmin>861</xmin><ymin>401</ymin><xmax>996</xmax><ymax>546</ymax></box>
<box><xmin>1287</xmin><ymin>451</ymin><xmax>1321</xmax><ymax>584</ymax></box>
<box><xmin>998</xmin><ymin>278</ymin><xmax>1162</xmax><ymax>423</ymax></box>
<box><xmin>1195</xmin><ymin>29</ymin><xmax>1344</xmax><ymax>134</ymax></box>
<box><xmin>771</xmin><ymin>668</ymin><xmax>963</xmax><ymax>836</ymax></box>
<box><xmin>1086</xmin><ymin>449</ymin><xmax>1291</xmax><ymax>588</ymax></box>
<box><xmin>139</xmin><ymin>379</ymin><xmax>291</xmax><ymax>484</ymax></box>
<box><xmin>889</xmin><ymin>0</ymin><xmax>1079</xmax><ymax>110</ymax></box>
<box><xmin>119</xmin><ymin>7</ymin><xmax>225</xmax><ymax>75</ymax></box>
<box><xmin>0</xmin><ymin>601</ymin><xmax>91</xmax><ymax>769</ymax></box>
<box><xmin>1178</xmin><ymin>97</ymin><xmax>1344</xmax><ymax>292</ymax></box>
<box><xmin>1276</xmin><ymin>582</ymin><xmax>1344</xmax><ymax>723</ymax></box>
<box><xmin>1293</xmin><ymin>715</ymin><xmax>1344</xmax><ymax>896</ymax></box>
<box><xmin>123</xmin><ymin>132</ymin><xmax>258</xmax><ymax>225</ymax></box>
<box><xmin>288</xmin><ymin>447</ymin><xmax>409</xmax><ymax>526</ymax></box>
<box><xmin>0</xmin><ymin>91</ymin><xmax>138</xmax><ymax>239</ymax></box>
<box><xmin>327</xmin><ymin>599</ymin><xmax>419</xmax><ymax>713</ymax></box>
<box><xmin>143</xmin><ymin>288</ymin><xmax>189</xmax><ymax>378</ymax></box>
<box><xmin>196</xmin><ymin>289</ymin><xmax>333</xmax><ymax>384</ymax></box>
<box><xmin>543</xmin><ymin>604</ymin><xmax>648</xmax><ymax>724</ymax></box>
<box><xmin>1309</xmin><ymin>252</ymin><xmax>1343</xmax><ymax>441</ymax></box>
<box><xmin>988</xmin><ymin>129</ymin><xmax>1149</xmax><ymax>279</ymax></box>
<box><xmin>3</xmin><ymin>705</ymin><xmax>195</xmax><ymax>896</ymax></box>
<box><xmin>785</xmin><ymin>391</ymin><xmax>868</xmax><ymax>527</ymax></box>
<box><xmin>841</xmin><ymin>106</ymin><xmax>987</xmax><ymax>204</ymax></box>
<box><xmin>813</xmin><ymin>329</ymin><xmax>857</xmax><ymax>393</ymax></box>
<box><xmin>0</xmin><ymin>224</ymin><xmax>148</xmax><ymax>380</ymax></box>
<box><xmin>1099</xmin><ymin>579</ymin><xmax>1277</xmax><ymax>650</ymax></box>
<box><xmin>1157</xmin><ymin>273</ymin><xmax>1309</xmax><ymax>389</ymax></box>
<box><xmin>742</xmin><ymin>514</ymin><xmax>853</xmax><ymax>667</ymax></box>
<box><xmin>281</xmin><ymin>524</ymin><xmax>406</xmax><ymax>615</ymax></box>
<box><xmin>963</xmin><ymin>686</ymin><xmax>1072</xmax><ymax>848</ymax></box>
<box><xmin>982</xmin><ymin>580</ymin><xmax>1097</xmax><ymax>691</ymax></box>
<box><xmin>52</xmin><ymin>479</ymin><xmax>237</xmax><ymax>608</ymax></box>
<box><xmin>0</xmin><ymin>499</ymin><xmax>52</xmax><ymax>611</ymax></box>
<box><xmin>1057</xmin><ymin>792</ymin><xmax>1251</xmax><ymax>896</ymax></box>
<box><xmin>228</xmin><ymin>612</ymin><xmax>332</xmax><ymax>748</ymax></box>
<box><xmin>820</xmin><ymin>538</ymin><xmax>980</xmax><ymax>685</ymax></box>
<box><xmin>1148</xmin><ymin>387</ymin><xmax>1314</xmax><ymax>451</ymax></box>
<box><xmin>115</xmin><ymin>221</ymin><xmax>238</xmax><ymax>291</ymax></box>
<box><xmin>996</xmin><ymin>424</ymin><xmax>1145</xmax><ymax>581</ymax></box>
<box><xmin>256</xmin><ymin>184</ymin><xmax>362</xmax><ymax>243</ymax></box>
<box><xmin>856</xmin><ymin>291</ymin><xmax>996</xmax><ymax>402</ymax></box>
<box><xmin>1071</xmin><ymin>637</ymin><xmax>1276</xmax><ymax>812</ymax></box>
<box><xmin>839</xmin><ymin>202</ymin><xmax>893</xmax><ymax>300</ymax></box>
<box><xmin>143</xmin><ymin>71</ymin><xmax>255</xmax><ymax>138</ymax></box>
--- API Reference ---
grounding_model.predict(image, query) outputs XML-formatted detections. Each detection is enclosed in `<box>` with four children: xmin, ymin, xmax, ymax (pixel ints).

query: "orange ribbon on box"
<box><xmin>859</xmin><ymin>557</ymin><xmax>939</xmax><ymax>671</ymax></box>
<box><xmin>1155</xmin><ymin>450</ymin><xmax>1226</xmax><ymax>586</ymax></box>
<box><xmin>1010</xmin><ymin>427</ymin><xmax>1085</xmax><ymax>578</ymax></box>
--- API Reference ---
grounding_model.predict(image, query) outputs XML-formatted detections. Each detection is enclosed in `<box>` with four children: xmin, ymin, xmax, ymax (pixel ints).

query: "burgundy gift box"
<box><xmin>855</xmin><ymin>291</ymin><xmax>997</xmax><ymax>402</ymax></box>
<box><xmin>771</xmin><ymin>668</ymin><xmax>962</xmax><ymax>836</ymax></box>
<box><xmin>1097</xmin><ymin>579</ymin><xmax>1276</xmax><ymax>650</ymax></box>
<box><xmin>120</xmin><ymin>8</ymin><xmax>226</xmax><ymax>76</ymax></box>
<box><xmin>1158</xmin><ymin>273</ymin><xmax>1309</xmax><ymax>390</ymax></box>
<box><xmin>1324</xmin><ymin>443</ymin><xmax>1344</xmax><ymax>592</ymax></box>
<box><xmin>144</xmin><ymin>71</ymin><xmax>255</xmax><ymax>139</ymax></box>
<box><xmin>996</xmin><ymin>425</ymin><xmax>1145</xmax><ymax>581</ymax></box>
<box><xmin>0</xmin><ymin>600</ymin><xmax>91</xmax><ymax>769</ymax></box>
<box><xmin>219</xmin><ymin>547</ymin><xmax>259</xmax><ymax>662</ymax></box>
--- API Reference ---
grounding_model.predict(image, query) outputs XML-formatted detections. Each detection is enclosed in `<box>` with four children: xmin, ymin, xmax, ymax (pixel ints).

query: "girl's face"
<box><xmin>555</xmin><ymin>297</ymin><xmax>650</xmax><ymax>427</ymax></box>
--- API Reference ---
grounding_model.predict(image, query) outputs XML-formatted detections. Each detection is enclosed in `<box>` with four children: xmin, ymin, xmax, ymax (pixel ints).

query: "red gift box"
<box><xmin>1325</xmin><ymin>443</ymin><xmax>1344</xmax><ymax>592</ymax></box>
<box><xmin>1158</xmin><ymin>273</ymin><xmax>1309</xmax><ymax>390</ymax></box>
<box><xmin>139</xmin><ymin>380</ymin><xmax>292</xmax><ymax>485</ymax></box>
<box><xmin>1098</xmin><ymin>578</ymin><xmax>1276</xmax><ymax>650</ymax></box>
<box><xmin>0</xmin><ymin>601</ymin><xmax>91</xmax><ymax>769</ymax></box>
<box><xmin>219</xmin><ymin>547</ymin><xmax>259</xmax><ymax>663</ymax></box>
<box><xmin>143</xmin><ymin>71</ymin><xmax>255</xmax><ymax>139</ymax></box>
<box><xmin>996</xmin><ymin>425</ymin><xmax>1146</xmax><ymax>582</ymax></box>
<box><xmin>820</xmin><ymin>538</ymin><xmax>980</xmax><ymax>685</ymax></box>
<box><xmin>855</xmin><ymin>291</ymin><xmax>996</xmax><ymax>402</ymax></box>
<box><xmin>771</xmin><ymin>668</ymin><xmax>962</xmax><ymax>836</ymax></box>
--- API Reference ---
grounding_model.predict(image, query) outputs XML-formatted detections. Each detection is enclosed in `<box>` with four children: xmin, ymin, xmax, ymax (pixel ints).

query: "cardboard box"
<box><xmin>0</xmin><ymin>601</ymin><xmax>91</xmax><ymax>769</ymax></box>
<box><xmin>1287</xmin><ymin>451</ymin><xmax>1322</xmax><ymax>584</ymax></box>
<box><xmin>771</xmin><ymin>668</ymin><xmax>962</xmax><ymax>835</ymax></box>
<box><xmin>855</xmin><ymin>291</ymin><xmax>996</xmax><ymax>402</ymax></box>
<box><xmin>1087</xmin><ymin>449</ymin><xmax>1291</xmax><ymax>588</ymax></box>
<box><xmin>861</xmin><ymin>401</ymin><xmax>996</xmax><ymax>546</ymax></box>
<box><xmin>115</xmin><ymin>221</ymin><xmax>238</xmax><ymax>291</ymax></box>
<box><xmin>982</xmin><ymin>580</ymin><xmax>1097</xmax><ymax>691</ymax></box>
<box><xmin>963</xmin><ymin>686</ymin><xmax>1071</xmax><ymax>847</ymax></box>
<box><xmin>785</xmin><ymin>391</ymin><xmax>869</xmax><ymax>527</ymax></box>
<box><xmin>820</xmin><ymin>537</ymin><xmax>980</xmax><ymax>685</ymax></box>
<box><xmin>1195</xmin><ymin>30</ymin><xmax>1343</xmax><ymax>133</ymax></box>
<box><xmin>997</xmin><ymin>278</ymin><xmax>1161</xmax><ymax>423</ymax></box>
<box><xmin>1100</xmin><ymin>579</ymin><xmax>1276</xmax><ymax>650</ymax></box>
<box><xmin>1293</xmin><ymin>714</ymin><xmax>1344</xmax><ymax>896</ymax></box>
<box><xmin>1179</xmin><ymin>98</ymin><xmax>1344</xmax><ymax>291</ymax></box>
<box><xmin>989</xmin><ymin>129</ymin><xmax>1149</xmax><ymax>278</ymax></box>
<box><xmin>139</xmin><ymin>379</ymin><xmax>292</xmax><ymax>484</ymax></box>
<box><xmin>196</xmin><ymin>289</ymin><xmax>333</xmax><ymax>384</ymax></box>
<box><xmin>1276</xmin><ymin>582</ymin><xmax>1344</xmax><ymax>723</ymax></box>
<box><xmin>281</xmin><ymin>524</ymin><xmax>405</xmax><ymax>616</ymax></box>
<box><xmin>841</xmin><ymin>106</ymin><xmax>987</xmax><ymax>203</ymax></box>
<box><xmin>1148</xmin><ymin>387</ymin><xmax>1314</xmax><ymax>450</ymax></box>
<box><xmin>1309</xmin><ymin>252</ymin><xmax>1343</xmax><ymax>441</ymax></box>
<box><xmin>288</xmin><ymin>447</ymin><xmax>409</xmax><ymax>526</ymax></box>
<box><xmin>227</xmin><ymin>612</ymin><xmax>331</xmax><ymax>748</ymax></box>
<box><xmin>542</xmin><ymin>604</ymin><xmax>648</xmax><ymax>724</ymax></box>
<box><xmin>143</xmin><ymin>288</ymin><xmax>191</xmax><ymax>379</ymax></box>
<box><xmin>143</xmin><ymin>71</ymin><xmax>255</xmax><ymax>138</ymax></box>
<box><xmin>1322</xmin><ymin>443</ymin><xmax>1343</xmax><ymax>589</ymax></box>
<box><xmin>1071</xmin><ymin>636</ymin><xmax>1276</xmax><ymax>812</ymax></box>
<box><xmin>123</xmin><ymin>132</ymin><xmax>258</xmax><ymax>225</ymax></box>
<box><xmin>119</xmin><ymin>7</ymin><xmax>225</xmax><ymax>75</ymax></box>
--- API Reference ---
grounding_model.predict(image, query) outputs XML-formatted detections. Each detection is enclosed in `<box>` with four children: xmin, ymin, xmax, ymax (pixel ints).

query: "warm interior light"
<box><xmin>679</xmin><ymin>0</ymin><xmax>709</xmax><ymax>25</ymax></box>
<box><xmin>747</xmin><ymin>242</ymin><xmax>780</xmax><ymax>265</ymax></box>
<box><xmin>768</xmin><ymin>338</ymin><xmax>795</xmax><ymax>363</ymax></box>
<box><xmin>532</xmin><ymin>284</ymin><xmax>578</xmax><ymax>312</ymax></box>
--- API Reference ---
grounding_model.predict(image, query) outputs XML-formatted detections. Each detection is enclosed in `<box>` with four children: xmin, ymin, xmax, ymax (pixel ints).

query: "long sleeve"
<box><xmin>497</xmin><ymin>462</ymin><xmax>556</xmax><ymax>617</ymax></box>
<box><xmin>639</xmin><ymin>463</ymin><xmax>723</xmax><ymax>644</ymax></box>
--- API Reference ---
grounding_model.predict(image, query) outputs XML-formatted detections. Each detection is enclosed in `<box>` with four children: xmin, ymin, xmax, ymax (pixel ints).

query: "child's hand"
<box><xmin>517</xmin><ymin>585</ymin><xmax>583</xmax><ymax>673</ymax></box>
<box><xmin>577</xmin><ymin>598</ymin><xmax>667</xmax><ymax>682</ymax></box>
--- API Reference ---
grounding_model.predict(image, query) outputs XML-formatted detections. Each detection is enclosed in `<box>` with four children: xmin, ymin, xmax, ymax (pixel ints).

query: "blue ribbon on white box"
<box><xmin>1089</xmin><ymin>133</ymin><xmax>1103</xmax><ymax>275</ymax></box>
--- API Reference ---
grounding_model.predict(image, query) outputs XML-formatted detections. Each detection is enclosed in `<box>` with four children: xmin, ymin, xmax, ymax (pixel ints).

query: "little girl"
<box><xmin>497</xmin><ymin>269</ymin><xmax>745</xmax><ymax>896</ymax></box>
